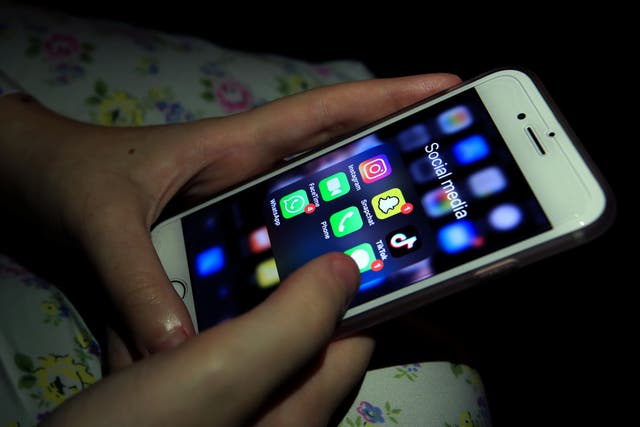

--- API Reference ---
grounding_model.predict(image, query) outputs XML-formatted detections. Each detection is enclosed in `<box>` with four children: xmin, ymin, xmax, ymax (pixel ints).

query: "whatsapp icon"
<box><xmin>279</xmin><ymin>189</ymin><xmax>309</xmax><ymax>219</ymax></box>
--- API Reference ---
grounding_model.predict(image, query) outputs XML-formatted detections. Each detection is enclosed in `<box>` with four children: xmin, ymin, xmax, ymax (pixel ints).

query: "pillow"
<box><xmin>0</xmin><ymin>4</ymin><xmax>374</xmax><ymax>125</ymax></box>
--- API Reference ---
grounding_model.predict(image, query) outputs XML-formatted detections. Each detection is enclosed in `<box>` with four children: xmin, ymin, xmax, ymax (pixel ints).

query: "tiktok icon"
<box><xmin>386</xmin><ymin>225</ymin><xmax>422</xmax><ymax>257</ymax></box>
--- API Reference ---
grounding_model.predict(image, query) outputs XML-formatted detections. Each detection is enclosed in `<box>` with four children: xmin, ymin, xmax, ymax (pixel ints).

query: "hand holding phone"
<box><xmin>151</xmin><ymin>69</ymin><xmax>614</xmax><ymax>335</ymax></box>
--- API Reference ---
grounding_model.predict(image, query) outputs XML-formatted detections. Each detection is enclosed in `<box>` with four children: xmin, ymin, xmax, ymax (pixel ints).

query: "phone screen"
<box><xmin>180</xmin><ymin>88</ymin><xmax>552</xmax><ymax>329</ymax></box>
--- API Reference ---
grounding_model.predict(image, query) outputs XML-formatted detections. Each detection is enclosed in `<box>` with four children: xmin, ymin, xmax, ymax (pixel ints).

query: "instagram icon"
<box><xmin>359</xmin><ymin>154</ymin><xmax>392</xmax><ymax>184</ymax></box>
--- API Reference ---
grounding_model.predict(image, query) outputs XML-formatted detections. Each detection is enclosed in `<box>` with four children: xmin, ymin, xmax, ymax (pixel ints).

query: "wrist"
<box><xmin>0</xmin><ymin>94</ymin><xmax>86</xmax><ymax>234</ymax></box>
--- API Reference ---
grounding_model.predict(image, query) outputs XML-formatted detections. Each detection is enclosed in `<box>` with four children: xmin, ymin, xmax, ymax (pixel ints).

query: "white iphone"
<box><xmin>151</xmin><ymin>68</ymin><xmax>614</xmax><ymax>334</ymax></box>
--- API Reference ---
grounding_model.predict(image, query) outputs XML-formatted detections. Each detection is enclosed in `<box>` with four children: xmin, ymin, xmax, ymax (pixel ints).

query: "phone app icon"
<box><xmin>488</xmin><ymin>203</ymin><xmax>523</xmax><ymax>231</ymax></box>
<box><xmin>329</xmin><ymin>206</ymin><xmax>363</xmax><ymax>237</ymax></box>
<box><xmin>249</xmin><ymin>226</ymin><xmax>271</xmax><ymax>254</ymax></box>
<box><xmin>453</xmin><ymin>135</ymin><xmax>490</xmax><ymax>165</ymax></box>
<box><xmin>372</xmin><ymin>188</ymin><xmax>406</xmax><ymax>219</ymax></box>
<box><xmin>196</xmin><ymin>246</ymin><xmax>225</xmax><ymax>277</ymax></box>
<box><xmin>437</xmin><ymin>220</ymin><xmax>484</xmax><ymax>254</ymax></box>
<box><xmin>319</xmin><ymin>172</ymin><xmax>350</xmax><ymax>202</ymax></box>
<box><xmin>397</xmin><ymin>123</ymin><xmax>430</xmax><ymax>152</ymax></box>
<box><xmin>359</xmin><ymin>154</ymin><xmax>392</xmax><ymax>184</ymax></box>
<box><xmin>256</xmin><ymin>258</ymin><xmax>280</xmax><ymax>288</ymax></box>
<box><xmin>279</xmin><ymin>189</ymin><xmax>309</xmax><ymax>219</ymax></box>
<box><xmin>421</xmin><ymin>188</ymin><xmax>451</xmax><ymax>218</ymax></box>
<box><xmin>345</xmin><ymin>243</ymin><xmax>378</xmax><ymax>273</ymax></box>
<box><xmin>468</xmin><ymin>166</ymin><xmax>507</xmax><ymax>197</ymax></box>
<box><xmin>386</xmin><ymin>225</ymin><xmax>422</xmax><ymax>257</ymax></box>
<box><xmin>409</xmin><ymin>157</ymin><xmax>437</xmax><ymax>184</ymax></box>
<box><xmin>438</xmin><ymin>105</ymin><xmax>473</xmax><ymax>134</ymax></box>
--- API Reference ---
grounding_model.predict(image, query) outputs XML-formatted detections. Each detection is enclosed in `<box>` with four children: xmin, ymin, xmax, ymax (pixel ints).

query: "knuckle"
<box><xmin>116</xmin><ymin>270</ymin><xmax>166</xmax><ymax>310</ymax></box>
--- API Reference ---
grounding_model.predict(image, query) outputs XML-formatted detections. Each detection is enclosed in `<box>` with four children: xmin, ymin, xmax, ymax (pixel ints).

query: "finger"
<box><xmin>253</xmin><ymin>335</ymin><xmax>375</xmax><ymax>427</ymax></box>
<box><xmin>189</xmin><ymin>252</ymin><xmax>362</xmax><ymax>424</ymax></box>
<box><xmin>105</xmin><ymin>326</ymin><xmax>134</xmax><ymax>371</ymax></box>
<box><xmin>248</xmin><ymin>73</ymin><xmax>462</xmax><ymax>158</ymax></box>
<box><xmin>188</xmin><ymin>74</ymin><xmax>460</xmax><ymax>193</ymax></box>
<box><xmin>82</xmin><ymin>203</ymin><xmax>195</xmax><ymax>357</ymax></box>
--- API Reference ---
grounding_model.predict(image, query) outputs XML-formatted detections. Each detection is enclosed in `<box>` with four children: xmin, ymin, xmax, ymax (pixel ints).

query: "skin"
<box><xmin>0</xmin><ymin>73</ymin><xmax>461</xmax><ymax>426</ymax></box>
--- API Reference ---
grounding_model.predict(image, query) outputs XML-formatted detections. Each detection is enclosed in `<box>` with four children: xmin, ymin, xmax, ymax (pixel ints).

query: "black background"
<box><xmin>12</xmin><ymin>2</ymin><xmax>632</xmax><ymax>425</ymax></box>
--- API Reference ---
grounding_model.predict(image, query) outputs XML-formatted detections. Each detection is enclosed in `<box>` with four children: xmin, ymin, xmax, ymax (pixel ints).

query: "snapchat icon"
<box><xmin>372</xmin><ymin>188</ymin><xmax>406</xmax><ymax>219</ymax></box>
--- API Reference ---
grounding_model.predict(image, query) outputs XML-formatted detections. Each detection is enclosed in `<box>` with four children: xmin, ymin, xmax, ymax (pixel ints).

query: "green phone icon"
<box><xmin>319</xmin><ymin>172</ymin><xmax>350</xmax><ymax>202</ymax></box>
<box><xmin>329</xmin><ymin>206</ymin><xmax>363</xmax><ymax>237</ymax></box>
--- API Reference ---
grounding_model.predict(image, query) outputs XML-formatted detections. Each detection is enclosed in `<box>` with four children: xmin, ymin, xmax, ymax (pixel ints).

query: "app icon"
<box><xmin>279</xmin><ymin>189</ymin><xmax>309</xmax><ymax>219</ymax></box>
<box><xmin>438</xmin><ymin>105</ymin><xmax>473</xmax><ymax>134</ymax></box>
<box><xmin>409</xmin><ymin>157</ymin><xmax>437</xmax><ymax>184</ymax></box>
<box><xmin>452</xmin><ymin>134</ymin><xmax>489</xmax><ymax>164</ymax></box>
<box><xmin>329</xmin><ymin>206</ymin><xmax>363</xmax><ymax>237</ymax></box>
<box><xmin>359</xmin><ymin>154</ymin><xmax>392</xmax><ymax>184</ymax></box>
<box><xmin>256</xmin><ymin>258</ymin><xmax>280</xmax><ymax>288</ymax></box>
<box><xmin>372</xmin><ymin>188</ymin><xmax>406</xmax><ymax>219</ymax></box>
<box><xmin>488</xmin><ymin>203</ymin><xmax>523</xmax><ymax>231</ymax></box>
<box><xmin>437</xmin><ymin>220</ymin><xmax>484</xmax><ymax>254</ymax></box>
<box><xmin>319</xmin><ymin>172</ymin><xmax>350</xmax><ymax>202</ymax></box>
<box><xmin>468</xmin><ymin>166</ymin><xmax>506</xmax><ymax>197</ymax></box>
<box><xmin>196</xmin><ymin>246</ymin><xmax>225</xmax><ymax>277</ymax></box>
<box><xmin>421</xmin><ymin>188</ymin><xmax>451</xmax><ymax>218</ymax></box>
<box><xmin>397</xmin><ymin>123</ymin><xmax>430</xmax><ymax>152</ymax></box>
<box><xmin>386</xmin><ymin>225</ymin><xmax>422</xmax><ymax>257</ymax></box>
<box><xmin>249</xmin><ymin>226</ymin><xmax>271</xmax><ymax>254</ymax></box>
<box><xmin>345</xmin><ymin>243</ymin><xmax>378</xmax><ymax>273</ymax></box>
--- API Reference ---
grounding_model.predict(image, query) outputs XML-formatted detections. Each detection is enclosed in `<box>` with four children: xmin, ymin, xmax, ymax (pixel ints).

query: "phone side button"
<box><xmin>473</xmin><ymin>259</ymin><xmax>519</xmax><ymax>279</ymax></box>
<box><xmin>171</xmin><ymin>279</ymin><xmax>187</xmax><ymax>299</ymax></box>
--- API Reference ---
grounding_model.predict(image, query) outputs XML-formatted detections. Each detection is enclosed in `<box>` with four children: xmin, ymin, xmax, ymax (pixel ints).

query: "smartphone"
<box><xmin>151</xmin><ymin>68</ymin><xmax>614</xmax><ymax>334</ymax></box>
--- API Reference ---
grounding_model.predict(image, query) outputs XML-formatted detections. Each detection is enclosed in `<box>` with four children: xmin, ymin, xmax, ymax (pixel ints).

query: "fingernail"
<box><xmin>147</xmin><ymin>327</ymin><xmax>188</xmax><ymax>354</ymax></box>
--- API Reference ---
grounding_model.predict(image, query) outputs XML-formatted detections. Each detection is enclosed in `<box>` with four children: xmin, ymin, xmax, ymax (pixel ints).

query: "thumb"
<box><xmin>85</xmin><ymin>210</ymin><xmax>194</xmax><ymax>357</ymax></box>
<box><xmin>172</xmin><ymin>252</ymin><xmax>363</xmax><ymax>426</ymax></box>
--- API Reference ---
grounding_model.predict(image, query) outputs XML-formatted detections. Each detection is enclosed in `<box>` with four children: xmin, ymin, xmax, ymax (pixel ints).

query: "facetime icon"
<box><xmin>319</xmin><ymin>172</ymin><xmax>350</xmax><ymax>202</ymax></box>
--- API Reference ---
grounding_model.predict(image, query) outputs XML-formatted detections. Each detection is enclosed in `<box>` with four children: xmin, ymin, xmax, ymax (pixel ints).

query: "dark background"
<box><xmin>14</xmin><ymin>2</ymin><xmax>632</xmax><ymax>425</ymax></box>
